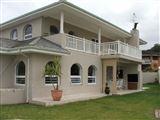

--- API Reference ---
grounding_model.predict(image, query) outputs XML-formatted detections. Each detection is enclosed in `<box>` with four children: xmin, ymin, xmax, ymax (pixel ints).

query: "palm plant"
<box><xmin>44</xmin><ymin>56</ymin><xmax>61</xmax><ymax>90</ymax></box>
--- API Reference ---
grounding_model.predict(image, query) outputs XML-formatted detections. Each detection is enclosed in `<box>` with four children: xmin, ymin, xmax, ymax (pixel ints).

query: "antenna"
<box><xmin>131</xmin><ymin>13</ymin><xmax>138</xmax><ymax>29</ymax></box>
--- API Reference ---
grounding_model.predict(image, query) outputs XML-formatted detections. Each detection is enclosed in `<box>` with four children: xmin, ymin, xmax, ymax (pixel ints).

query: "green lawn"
<box><xmin>1</xmin><ymin>83</ymin><xmax>160</xmax><ymax>120</ymax></box>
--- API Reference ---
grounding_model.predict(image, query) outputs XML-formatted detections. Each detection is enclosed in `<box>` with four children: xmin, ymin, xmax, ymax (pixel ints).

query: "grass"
<box><xmin>0</xmin><ymin>83</ymin><xmax>160</xmax><ymax>120</ymax></box>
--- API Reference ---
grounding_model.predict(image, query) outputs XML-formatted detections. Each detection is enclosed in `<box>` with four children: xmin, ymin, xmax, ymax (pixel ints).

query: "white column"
<box><xmin>60</xmin><ymin>11</ymin><xmax>64</xmax><ymax>33</ymax></box>
<box><xmin>98</xmin><ymin>28</ymin><xmax>101</xmax><ymax>55</ymax></box>
<box><xmin>138</xmin><ymin>64</ymin><xmax>143</xmax><ymax>90</ymax></box>
<box><xmin>112</xmin><ymin>63</ymin><xmax>117</xmax><ymax>94</ymax></box>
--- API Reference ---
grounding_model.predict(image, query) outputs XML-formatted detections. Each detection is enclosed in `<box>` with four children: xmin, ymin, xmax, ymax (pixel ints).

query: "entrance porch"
<box><xmin>102</xmin><ymin>58</ymin><xmax>142</xmax><ymax>94</ymax></box>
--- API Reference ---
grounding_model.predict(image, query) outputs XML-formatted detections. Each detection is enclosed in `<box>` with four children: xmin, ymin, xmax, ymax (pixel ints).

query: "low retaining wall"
<box><xmin>0</xmin><ymin>88</ymin><xmax>26</xmax><ymax>104</ymax></box>
<box><xmin>142</xmin><ymin>72</ymin><xmax>158</xmax><ymax>84</ymax></box>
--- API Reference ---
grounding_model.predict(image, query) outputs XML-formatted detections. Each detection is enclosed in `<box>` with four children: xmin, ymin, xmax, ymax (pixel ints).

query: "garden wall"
<box><xmin>142</xmin><ymin>72</ymin><xmax>158</xmax><ymax>84</ymax></box>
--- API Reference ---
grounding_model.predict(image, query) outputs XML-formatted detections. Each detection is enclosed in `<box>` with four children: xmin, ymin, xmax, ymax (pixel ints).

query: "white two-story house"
<box><xmin>0</xmin><ymin>0</ymin><xmax>147</xmax><ymax>105</ymax></box>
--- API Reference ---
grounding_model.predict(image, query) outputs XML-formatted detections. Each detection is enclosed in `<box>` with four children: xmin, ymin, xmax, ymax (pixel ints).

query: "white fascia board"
<box><xmin>0</xmin><ymin>46</ymin><xmax>69</xmax><ymax>56</ymax></box>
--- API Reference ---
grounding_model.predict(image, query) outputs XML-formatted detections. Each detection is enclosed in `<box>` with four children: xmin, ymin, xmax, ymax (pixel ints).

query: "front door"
<box><xmin>106</xmin><ymin>66</ymin><xmax>113</xmax><ymax>89</ymax></box>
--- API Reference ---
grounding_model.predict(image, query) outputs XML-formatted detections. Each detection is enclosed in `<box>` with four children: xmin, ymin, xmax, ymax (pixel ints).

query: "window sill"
<box><xmin>87</xmin><ymin>83</ymin><xmax>96</xmax><ymax>85</ymax></box>
<box><xmin>70</xmin><ymin>83</ymin><xmax>82</xmax><ymax>86</ymax></box>
<box><xmin>15</xmin><ymin>84</ymin><xmax>25</xmax><ymax>86</ymax></box>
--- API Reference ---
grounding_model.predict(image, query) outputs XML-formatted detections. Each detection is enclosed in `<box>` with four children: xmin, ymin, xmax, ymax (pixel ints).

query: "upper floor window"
<box><xmin>70</xmin><ymin>63</ymin><xmax>82</xmax><ymax>84</ymax></box>
<box><xmin>16</xmin><ymin>61</ymin><xmax>25</xmax><ymax>85</ymax></box>
<box><xmin>68</xmin><ymin>31</ymin><xmax>75</xmax><ymax>35</ymax></box>
<box><xmin>88</xmin><ymin>65</ymin><xmax>96</xmax><ymax>84</ymax></box>
<box><xmin>10</xmin><ymin>29</ymin><xmax>18</xmax><ymax>40</ymax></box>
<box><xmin>24</xmin><ymin>24</ymin><xmax>32</xmax><ymax>40</ymax></box>
<box><xmin>50</xmin><ymin>25</ymin><xmax>59</xmax><ymax>35</ymax></box>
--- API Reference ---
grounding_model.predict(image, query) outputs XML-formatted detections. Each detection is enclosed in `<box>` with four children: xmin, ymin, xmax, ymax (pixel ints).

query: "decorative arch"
<box><xmin>70</xmin><ymin>63</ymin><xmax>82</xmax><ymax>84</ymax></box>
<box><xmin>15</xmin><ymin>61</ymin><xmax>25</xmax><ymax>85</ymax></box>
<box><xmin>10</xmin><ymin>29</ymin><xmax>18</xmax><ymax>40</ymax></box>
<box><xmin>88</xmin><ymin>65</ymin><xmax>97</xmax><ymax>84</ymax></box>
<box><xmin>24</xmin><ymin>24</ymin><xmax>32</xmax><ymax>40</ymax></box>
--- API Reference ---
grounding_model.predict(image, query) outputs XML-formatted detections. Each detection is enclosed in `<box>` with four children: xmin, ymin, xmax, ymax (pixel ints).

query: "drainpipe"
<box><xmin>19</xmin><ymin>49</ymin><xmax>30</xmax><ymax>103</ymax></box>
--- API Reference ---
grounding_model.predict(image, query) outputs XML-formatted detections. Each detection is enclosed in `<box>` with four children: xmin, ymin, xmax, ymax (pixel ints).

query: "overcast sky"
<box><xmin>0</xmin><ymin>0</ymin><xmax>160</xmax><ymax>50</ymax></box>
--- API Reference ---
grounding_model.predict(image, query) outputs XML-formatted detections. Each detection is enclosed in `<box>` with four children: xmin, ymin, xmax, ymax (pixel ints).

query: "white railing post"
<box><xmin>117</xmin><ymin>40</ymin><xmax>120</xmax><ymax>54</ymax></box>
<box><xmin>126</xmin><ymin>43</ymin><xmax>129</xmax><ymax>55</ymax></box>
<box><xmin>83</xmin><ymin>38</ymin><xmax>85</xmax><ymax>52</ymax></box>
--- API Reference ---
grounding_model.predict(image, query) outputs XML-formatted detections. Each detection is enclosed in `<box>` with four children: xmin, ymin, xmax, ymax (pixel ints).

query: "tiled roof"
<box><xmin>0</xmin><ymin>37</ymin><xmax>70</xmax><ymax>55</ymax></box>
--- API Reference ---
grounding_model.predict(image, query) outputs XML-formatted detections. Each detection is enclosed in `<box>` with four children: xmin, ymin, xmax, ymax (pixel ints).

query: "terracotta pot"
<box><xmin>51</xmin><ymin>90</ymin><xmax>62</xmax><ymax>101</ymax></box>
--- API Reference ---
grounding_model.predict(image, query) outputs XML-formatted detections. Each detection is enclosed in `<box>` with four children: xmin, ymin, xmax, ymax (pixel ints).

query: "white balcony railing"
<box><xmin>142</xmin><ymin>59</ymin><xmax>152</xmax><ymax>64</ymax></box>
<box><xmin>101</xmin><ymin>41</ymin><xmax>142</xmax><ymax>59</ymax></box>
<box><xmin>65</xmin><ymin>34</ymin><xmax>142</xmax><ymax>59</ymax></box>
<box><xmin>66</xmin><ymin>34</ymin><xmax>99</xmax><ymax>54</ymax></box>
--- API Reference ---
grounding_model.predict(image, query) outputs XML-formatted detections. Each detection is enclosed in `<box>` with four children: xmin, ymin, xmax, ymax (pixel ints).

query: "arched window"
<box><xmin>10</xmin><ymin>29</ymin><xmax>18</xmax><ymax>40</ymax></box>
<box><xmin>50</xmin><ymin>25</ymin><xmax>59</xmax><ymax>35</ymax></box>
<box><xmin>68</xmin><ymin>31</ymin><xmax>75</xmax><ymax>35</ymax></box>
<box><xmin>16</xmin><ymin>61</ymin><xmax>25</xmax><ymax>85</ymax></box>
<box><xmin>70</xmin><ymin>64</ymin><xmax>82</xmax><ymax>84</ymax></box>
<box><xmin>44</xmin><ymin>61</ymin><xmax>58</xmax><ymax>85</ymax></box>
<box><xmin>88</xmin><ymin>65</ymin><xmax>96</xmax><ymax>84</ymax></box>
<box><xmin>24</xmin><ymin>24</ymin><xmax>32</xmax><ymax>40</ymax></box>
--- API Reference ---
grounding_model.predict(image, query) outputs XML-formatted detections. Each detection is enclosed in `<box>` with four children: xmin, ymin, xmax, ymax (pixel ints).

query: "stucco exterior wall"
<box><xmin>29</xmin><ymin>51</ymin><xmax>102</xmax><ymax>99</ymax></box>
<box><xmin>0</xmin><ymin>88</ymin><xmax>25</xmax><ymax>104</ymax></box>
<box><xmin>0</xmin><ymin>17</ymin><xmax>42</xmax><ymax>40</ymax></box>
<box><xmin>0</xmin><ymin>54</ymin><xmax>28</xmax><ymax>89</ymax></box>
<box><xmin>0</xmin><ymin>55</ymin><xmax>16</xmax><ymax>88</ymax></box>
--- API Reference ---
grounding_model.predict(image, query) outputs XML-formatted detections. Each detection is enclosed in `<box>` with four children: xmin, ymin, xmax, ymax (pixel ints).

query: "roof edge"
<box><xmin>0</xmin><ymin>0</ymin><xmax>131</xmax><ymax>36</ymax></box>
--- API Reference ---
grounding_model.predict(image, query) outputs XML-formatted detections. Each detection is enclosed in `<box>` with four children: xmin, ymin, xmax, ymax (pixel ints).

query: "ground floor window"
<box><xmin>45</xmin><ymin>75</ymin><xmax>58</xmax><ymax>85</ymax></box>
<box><xmin>16</xmin><ymin>61</ymin><xmax>25</xmax><ymax>85</ymax></box>
<box><xmin>88</xmin><ymin>65</ymin><xmax>96</xmax><ymax>84</ymax></box>
<box><xmin>70</xmin><ymin>64</ymin><xmax>82</xmax><ymax>84</ymax></box>
<box><xmin>44</xmin><ymin>61</ymin><xmax>58</xmax><ymax>85</ymax></box>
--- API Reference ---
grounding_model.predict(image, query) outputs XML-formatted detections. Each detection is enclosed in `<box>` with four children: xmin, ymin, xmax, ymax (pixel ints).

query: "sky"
<box><xmin>0</xmin><ymin>0</ymin><xmax>160</xmax><ymax>50</ymax></box>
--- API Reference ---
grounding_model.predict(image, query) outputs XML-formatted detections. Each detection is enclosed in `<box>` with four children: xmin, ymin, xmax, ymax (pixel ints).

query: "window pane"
<box><xmin>88</xmin><ymin>77</ymin><xmax>95</xmax><ymax>83</ymax></box>
<box><xmin>16</xmin><ymin>78</ymin><xmax>25</xmax><ymax>84</ymax></box>
<box><xmin>24</xmin><ymin>35</ymin><xmax>32</xmax><ymax>39</ymax></box>
<box><xmin>25</xmin><ymin>25</ymin><xmax>32</xmax><ymax>35</ymax></box>
<box><xmin>45</xmin><ymin>76</ymin><xmax>58</xmax><ymax>84</ymax></box>
<box><xmin>71</xmin><ymin>77</ymin><xmax>80</xmax><ymax>83</ymax></box>
<box><xmin>17</xmin><ymin>62</ymin><xmax>25</xmax><ymax>75</ymax></box>
<box><xmin>88</xmin><ymin>66</ymin><xmax>95</xmax><ymax>76</ymax></box>
<box><xmin>50</xmin><ymin>25</ymin><xmax>59</xmax><ymax>35</ymax></box>
<box><xmin>71</xmin><ymin>64</ymin><xmax>80</xmax><ymax>75</ymax></box>
<box><xmin>11</xmin><ymin>29</ymin><xmax>17</xmax><ymax>40</ymax></box>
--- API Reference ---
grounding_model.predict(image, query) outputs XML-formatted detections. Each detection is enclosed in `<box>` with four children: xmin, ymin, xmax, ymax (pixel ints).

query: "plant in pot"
<box><xmin>44</xmin><ymin>56</ymin><xmax>62</xmax><ymax>101</ymax></box>
<box><xmin>105</xmin><ymin>83</ymin><xmax>110</xmax><ymax>94</ymax></box>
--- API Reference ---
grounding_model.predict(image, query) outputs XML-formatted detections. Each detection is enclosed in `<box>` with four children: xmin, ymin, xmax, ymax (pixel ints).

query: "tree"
<box><xmin>150</xmin><ymin>44</ymin><xmax>160</xmax><ymax>53</ymax></box>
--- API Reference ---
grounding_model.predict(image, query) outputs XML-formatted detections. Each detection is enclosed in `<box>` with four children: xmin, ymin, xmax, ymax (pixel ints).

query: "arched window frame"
<box><xmin>88</xmin><ymin>65</ymin><xmax>96</xmax><ymax>84</ymax></box>
<box><xmin>44</xmin><ymin>61</ymin><xmax>59</xmax><ymax>86</ymax></box>
<box><xmin>70</xmin><ymin>63</ymin><xmax>82</xmax><ymax>84</ymax></box>
<box><xmin>15</xmin><ymin>61</ymin><xmax>25</xmax><ymax>85</ymax></box>
<box><xmin>10</xmin><ymin>29</ymin><xmax>18</xmax><ymax>40</ymax></box>
<box><xmin>24</xmin><ymin>24</ymin><xmax>32</xmax><ymax>40</ymax></box>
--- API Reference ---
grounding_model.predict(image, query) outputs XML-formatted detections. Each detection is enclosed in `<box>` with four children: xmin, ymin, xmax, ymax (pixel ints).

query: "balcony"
<box><xmin>66</xmin><ymin>34</ymin><xmax>99</xmax><ymax>54</ymax></box>
<box><xmin>142</xmin><ymin>59</ymin><xmax>152</xmax><ymax>64</ymax></box>
<box><xmin>65</xmin><ymin>34</ymin><xmax>142</xmax><ymax>60</ymax></box>
<box><xmin>101</xmin><ymin>41</ymin><xmax>142</xmax><ymax>59</ymax></box>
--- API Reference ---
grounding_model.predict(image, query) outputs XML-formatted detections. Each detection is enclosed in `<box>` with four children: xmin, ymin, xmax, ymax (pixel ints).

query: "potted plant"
<box><xmin>105</xmin><ymin>83</ymin><xmax>110</xmax><ymax>94</ymax></box>
<box><xmin>44</xmin><ymin>56</ymin><xmax>62</xmax><ymax>101</ymax></box>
